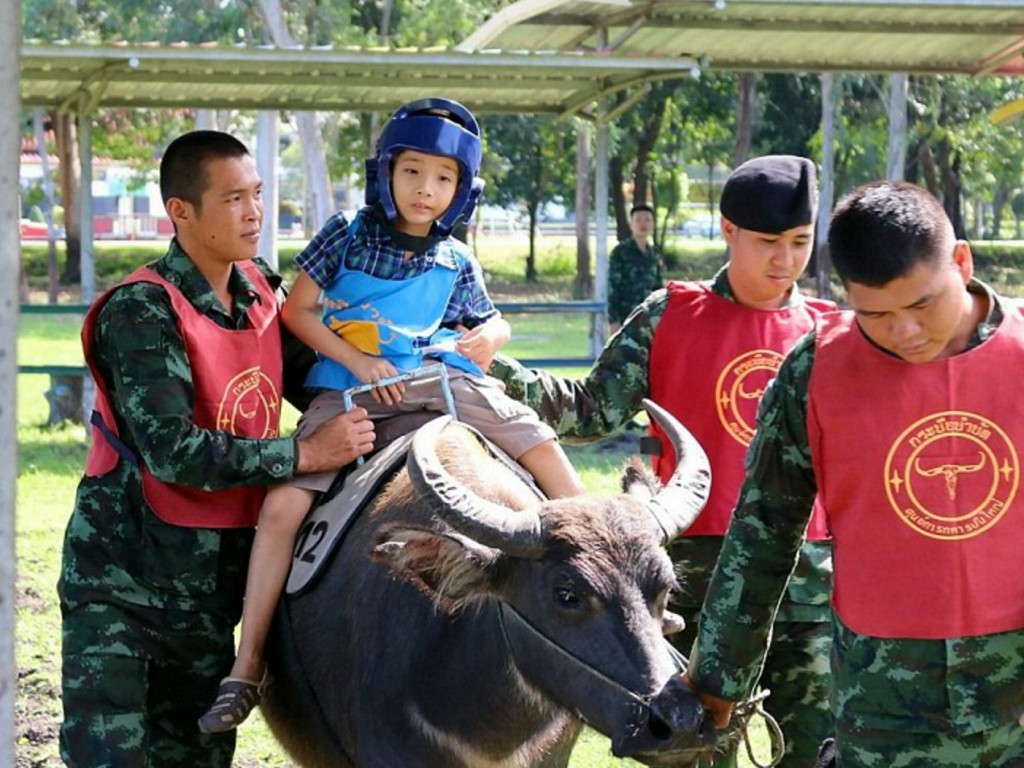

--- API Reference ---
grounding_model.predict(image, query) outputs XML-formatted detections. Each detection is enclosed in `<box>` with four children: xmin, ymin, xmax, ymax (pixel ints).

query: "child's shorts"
<box><xmin>288</xmin><ymin>369</ymin><xmax>558</xmax><ymax>493</ymax></box>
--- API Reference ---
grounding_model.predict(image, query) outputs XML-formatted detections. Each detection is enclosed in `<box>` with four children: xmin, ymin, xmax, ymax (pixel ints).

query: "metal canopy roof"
<box><xmin>458</xmin><ymin>0</ymin><xmax>1024</xmax><ymax>76</ymax></box>
<box><xmin>20</xmin><ymin>42</ymin><xmax>699</xmax><ymax>118</ymax></box>
<box><xmin>21</xmin><ymin>2</ymin><xmax>1024</xmax><ymax>120</ymax></box>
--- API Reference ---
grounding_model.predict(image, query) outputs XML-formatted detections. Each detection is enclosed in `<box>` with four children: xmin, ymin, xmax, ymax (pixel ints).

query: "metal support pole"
<box><xmin>0</xmin><ymin>0</ymin><xmax>21</xmax><ymax>760</ymax></box>
<box><xmin>592</xmin><ymin>109</ymin><xmax>609</xmax><ymax>358</ymax></box>
<box><xmin>256</xmin><ymin>110</ymin><xmax>280</xmax><ymax>268</ymax></box>
<box><xmin>816</xmin><ymin>72</ymin><xmax>836</xmax><ymax>302</ymax></box>
<box><xmin>887</xmin><ymin>73</ymin><xmax>908</xmax><ymax>181</ymax></box>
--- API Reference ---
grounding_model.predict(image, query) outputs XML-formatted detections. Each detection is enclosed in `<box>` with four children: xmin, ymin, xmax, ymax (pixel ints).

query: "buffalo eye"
<box><xmin>553</xmin><ymin>583</ymin><xmax>582</xmax><ymax>609</ymax></box>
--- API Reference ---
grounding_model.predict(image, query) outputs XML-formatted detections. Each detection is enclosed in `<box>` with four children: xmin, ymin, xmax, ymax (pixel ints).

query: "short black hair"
<box><xmin>829</xmin><ymin>181</ymin><xmax>954</xmax><ymax>287</ymax></box>
<box><xmin>159</xmin><ymin>130</ymin><xmax>250</xmax><ymax>213</ymax></box>
<box><xmin>630</xmin><ymin>203</ymin><xmax>655</xmax><ymax>216</ymax></box>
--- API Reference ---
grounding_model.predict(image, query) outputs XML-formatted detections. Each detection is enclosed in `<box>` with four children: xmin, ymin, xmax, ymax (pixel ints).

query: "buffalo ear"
<box><xmin>372</xmin><ymin>526</ymin><xmax>503</xmax><ymax>612</ymax></box>
<box><xmin>620</xmin><ymin>457</ymin><xmax>658</xmax><ymax>500</ymax></box>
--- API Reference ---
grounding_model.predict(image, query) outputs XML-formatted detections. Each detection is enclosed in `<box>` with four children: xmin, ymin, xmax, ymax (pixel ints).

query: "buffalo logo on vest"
<box><xmin>884</xmin><ymin>411</ymin><xmax>1019</xmax><ymax>540</ymax></box>
<box><xmin>715</xmin><ymin>349</ymin><xmax>784</xmax><ymax>445</ymax></box>
<box><xmin>217</xmin><ymin>366</ymin><xmax>281</xmax><ymax>438</ymax></box>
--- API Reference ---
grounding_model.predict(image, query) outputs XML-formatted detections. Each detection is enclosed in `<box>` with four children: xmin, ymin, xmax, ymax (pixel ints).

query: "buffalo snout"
<box><xmin>612</xmin><ymin>674</ymin><xmax>716</xmax><ymax>767</ymax></box>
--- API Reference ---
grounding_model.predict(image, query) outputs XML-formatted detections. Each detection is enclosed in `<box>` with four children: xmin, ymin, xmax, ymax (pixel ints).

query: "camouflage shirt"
<box><xmin>690</xmin><ymin>279</ymin><xmax>1024</xmax><ymax>735</ymax></box>
<box><xmin>491</xmin><ymin>267</ymin><xmax>832</xmax><ymax>616</ymax></box>
<box><xmin>607</xmin><ymin>237</ymin><xmax>663</xmax><ymax>325</ymax></box>
<box><xmin>59</xmin><ymin>241</ymin><xmax>317</xmax><ymax>623</ymax></box>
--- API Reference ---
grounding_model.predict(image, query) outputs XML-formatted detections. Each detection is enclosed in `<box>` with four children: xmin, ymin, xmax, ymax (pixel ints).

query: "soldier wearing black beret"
<box><xmin>490</xmin><ymin>154</ymin><xmax>835</xmax><ymax>766</ymax></box>
<box><xmin>720</xmin><ymin>154</ymin><xmax>817</xmax><ymax>235</ymax></box>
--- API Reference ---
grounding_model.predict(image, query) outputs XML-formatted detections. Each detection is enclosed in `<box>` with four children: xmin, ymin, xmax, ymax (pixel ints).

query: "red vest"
<box><xmin>649</xmin><ymin>281</ymin><xmax>833</xmax><ymax>538</ymax></box>
<box><xmin>809</xmin><ymin>308</ymin><xmax>1024</xmax><ymax>638</ymax></box>
<box><xmin>84</xmin><ymin>262</ymin><xmax>284</xmax><ymax>529</ymax></box>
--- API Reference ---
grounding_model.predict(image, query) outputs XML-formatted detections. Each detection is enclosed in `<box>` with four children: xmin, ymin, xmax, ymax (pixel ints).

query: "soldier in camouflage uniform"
<box><xmin>607</xmin><ymin>203</ymin><xmax>663</xmax><ymax>332</ymax></box>
<box><xmin>493</xmin><ymin>156</ymin><xmax>834</xmax><ymax>767</ymax></box>
<box><xmin>688</xmin><ymin>181</ymin><xmax>1024</xmax><ymax>766</ymax></box>
<box><xmin>58</xmin><ymin>131</ymin><xmax>374</xmax><ymax>767</ymax></box>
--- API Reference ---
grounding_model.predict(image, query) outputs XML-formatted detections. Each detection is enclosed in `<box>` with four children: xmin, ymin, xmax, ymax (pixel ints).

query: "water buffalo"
<box><xmin>262</xmin><ymin>400</ymin><xmax>714</xmax><ymax>768</ymax></box>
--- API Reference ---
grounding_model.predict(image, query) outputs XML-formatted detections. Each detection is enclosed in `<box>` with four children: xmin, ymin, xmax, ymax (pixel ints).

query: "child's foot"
<box><xmin>197</xmin><ymin>675</ymin><xmax>266</xmax><ymax>733</ymax></box>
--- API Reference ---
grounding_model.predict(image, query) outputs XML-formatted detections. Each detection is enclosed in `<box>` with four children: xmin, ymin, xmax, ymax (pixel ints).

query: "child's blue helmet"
<box><xmin>365</xmin><ymin>97</ymin><xmax>485</xmax><ymax>237</ymax></box>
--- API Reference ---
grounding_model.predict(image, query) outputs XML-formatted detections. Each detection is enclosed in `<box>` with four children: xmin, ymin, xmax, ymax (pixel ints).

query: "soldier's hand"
<box><xmin>296</xmin><ymin>407</ymin><xmax>375</xmax><ymax>474</ymax></box>
<box><xmin>682</xmin><ymin>671</ymin><xmax>734</xmax><ymax>729</ymax></box>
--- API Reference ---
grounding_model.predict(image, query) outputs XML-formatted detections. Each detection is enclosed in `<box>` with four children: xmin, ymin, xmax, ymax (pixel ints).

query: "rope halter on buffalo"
<box><xmin>496</xmin><ymin>601</ymin><xmax>784</xmax><ymax>767</ymax></box>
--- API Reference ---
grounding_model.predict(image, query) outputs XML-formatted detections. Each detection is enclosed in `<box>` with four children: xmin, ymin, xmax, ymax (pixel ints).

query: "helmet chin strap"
<box><xmin>367</xmin><ymin>204</ymin><xmax>447</xmax><ymax>253</ymax></box>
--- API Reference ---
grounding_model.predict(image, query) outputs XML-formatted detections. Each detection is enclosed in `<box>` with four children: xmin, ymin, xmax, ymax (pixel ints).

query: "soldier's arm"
<box><xmin>96</xmin><ymin>285</ymin><xmax>298</xmax><ymax>491</ymax></box>
<box><xmin>490</xmin><ymin>290</ymin><xmax>666</xmax><ymax>440</ymax></box>
<box><xmin>688</xmin><ymin>333</ymin><xmax>820</xmax><ymax>701</ymax></box>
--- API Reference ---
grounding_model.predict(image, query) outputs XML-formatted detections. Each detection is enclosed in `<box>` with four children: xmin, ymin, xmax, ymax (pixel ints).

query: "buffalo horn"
<box><xmin>643</xmin><ymin>398</ymin><xmax>712</xmax><ymax>543</ymax></box>
<box><xmin>407</xmin><ymin>416</ymin><xmax>545</xmax><ymax>558</ymax></box>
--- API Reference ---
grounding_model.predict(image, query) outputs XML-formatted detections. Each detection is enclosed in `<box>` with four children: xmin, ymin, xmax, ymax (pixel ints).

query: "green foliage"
<box><xmin>755</xmin><ymin>74</ymin><xmax>821</xmax><ymax>157</ymax></box>
<box><xmin>480</xmin><ymin>115</ymin><xmax>577</xmax><ymax>279</ymax></box>
<box><xmin>21</xmin><ymin>242</ymin><xmax>162</xmax><ymax>287</ymax></box>
<box><xmin>662</xmin><ymin>241</ymin><xmax>727</xmax><ymax>276</ymax></box>
<box><xmin>23</xmin><ymin>0</ymin><xmax>252</xmax><ymax>44</ymax></box>
<box><xmin>828</xmin><ymin>76</ymin><xmax>889</xmax><ymax>191</ymax></box>
<box><xmin>482</xmin><ymin>114</ymin><xmax>576</xmax><ymax>211</ymax></box>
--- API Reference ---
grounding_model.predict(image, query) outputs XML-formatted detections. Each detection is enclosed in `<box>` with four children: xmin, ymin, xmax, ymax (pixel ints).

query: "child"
<box><xmin>199</xmin><ymin>98</ymin><xmax>585</xmax><ymax>733</ymax></box>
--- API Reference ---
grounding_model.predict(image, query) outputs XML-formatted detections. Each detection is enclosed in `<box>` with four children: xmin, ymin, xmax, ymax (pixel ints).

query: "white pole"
<box><xmin>591</xmin><ymin>28</ymin><xmax>610</xmax><ymax>357</ymax></box>
<box><xmin>593</xmin><ymin>111</ymin><xmax>609</xmax><ymax>356</ymax></box>
<box><xmin>256</xmin><ymin>111</ymin><xmax>280</xmax><ymax>269</ymax></box>
<box><xmin>78</xmin><ymin>107</ymin><xmax>95</xmax><ymax>306</ymax></box>
<box><xmin>816</xmin><ymin>72</ymin><xmax>836</xmax><ymax>301</ymax></box>
<box><xmin>887</xmin><ymin>74</ymin><xmax>908</xmax><ymax>181</ymax></box>
<box><xmin>0</xmin><ymin>1</ymin><xmax>22</xmax><ymax>763</ymax></box>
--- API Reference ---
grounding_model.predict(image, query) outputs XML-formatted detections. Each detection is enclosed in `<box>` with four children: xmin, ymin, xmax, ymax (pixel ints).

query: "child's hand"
<box><xmin>455</xmin><ymin>319</ymin><xmax>510</xmax><ymax>373</ymax></box>
<box><xmin>350</xmin><ymin>354</ymin><xmax>404</xmax><ymax>405</ymax></box>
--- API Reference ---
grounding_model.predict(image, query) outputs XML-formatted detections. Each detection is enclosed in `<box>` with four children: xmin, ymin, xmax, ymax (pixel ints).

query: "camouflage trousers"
<box><xmin>673</xmin><ymin>610</ymin><xmax>833</xmax><ymax>768</ymax></box>
<box><xmin>60</xmin><ymin>601</ymin><xmax>237</xmax><ymax>767</ymax></box>
<box><xmin>834</xmin><ymin>719</ymin><xmax>1024</xmax><ymax>767</ymax></box>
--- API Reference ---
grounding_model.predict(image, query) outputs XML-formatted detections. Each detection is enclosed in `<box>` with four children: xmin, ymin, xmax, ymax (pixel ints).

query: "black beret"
<box><xmin>720</xmin><ymin>155</ymin><xmax>817</xmax><ymax>233</ymax></box>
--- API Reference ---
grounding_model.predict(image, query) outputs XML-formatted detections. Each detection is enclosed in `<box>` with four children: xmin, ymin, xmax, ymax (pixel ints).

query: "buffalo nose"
<box><xmin>611</xmin><ymin>675</ymin><xmax>715</xmax><ymax>765</ymax></box>
<box><xmin>648</xmin><ymin>675</ymin><xmax>710</xmax><ymax>736</ymax></box>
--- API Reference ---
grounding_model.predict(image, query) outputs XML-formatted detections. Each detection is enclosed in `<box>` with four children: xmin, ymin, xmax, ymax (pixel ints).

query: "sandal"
<box><xmin>197</xmin><ymin>675</ymin><xmax>266</xmax><ymax>734</ymax></box>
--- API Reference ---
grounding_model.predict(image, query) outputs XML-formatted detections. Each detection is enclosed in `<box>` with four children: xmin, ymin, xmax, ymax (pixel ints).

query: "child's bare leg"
<box><xmin>231</xmin><ymin>484</ymin><xmax>317</xmax><ymax>681</ymax></box>
<box><xmin>517</xmin><ymin>439</ymin><xmax>585</xmax><ymax>498</ymax></box>
<box><xmin>198</xmin><ymin>484</ymin><xmax>317</xmax><ymax>733</ymax></box>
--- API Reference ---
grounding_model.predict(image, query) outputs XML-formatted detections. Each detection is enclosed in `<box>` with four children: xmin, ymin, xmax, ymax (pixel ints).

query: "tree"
<box><xmin>574</xmin><ymin>122</ymin><xmax>592</xmax><ymax>298</ymax></box>
<box><xmin>952</xmin><ymin>77</ymin><xmax>1024</xmax><ymax>239</ymax></box>
<box><xmin>903</xmin><ymin>75</ymin><xmax>1014</xmax><ymax>239</ymax></box>
<box><xmin>674</xmin><ymin>73</ymin><xmax>736</xmax><ymax>234</ymax></box>
<box><xmin>733</xmin><ymin>72</ymin><xmax>758</xmax><ymax>166</ymax></box>
<box><xmin>483</xmin><ymin>114</ymin><xmax>575</xmax><ymax>282</ymax></box>
<box><xmin>608</xmin><ymin>82</ymin><xmax>674</xmax><ymax>239</ymax></box>
<box><xmin>653</xmin><ymin>98</ymin><xmax>691</xmax><ymax>248</ymax></box>
<box><xmin>22</xmin><ymin>0</ymin><xmax>249</xmax><ymax>284</ymax></box>
<box><xmin>753</xmin><ymin>74</ymin><xmax>821</xmax><ymax>158</ymax></box>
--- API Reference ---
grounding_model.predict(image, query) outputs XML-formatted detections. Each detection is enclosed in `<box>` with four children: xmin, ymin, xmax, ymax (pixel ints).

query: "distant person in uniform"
<box><xmin>607</xmin><ymin>202</ymin><xmax>663</xmax><ymax>333</ymax></box>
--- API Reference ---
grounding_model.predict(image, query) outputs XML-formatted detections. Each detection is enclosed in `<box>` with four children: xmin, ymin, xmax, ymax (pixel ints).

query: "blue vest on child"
<box><xmin>304</xmin><ymin>216</ymin><xmax>484</xmax><ymax>392</ymax></box>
